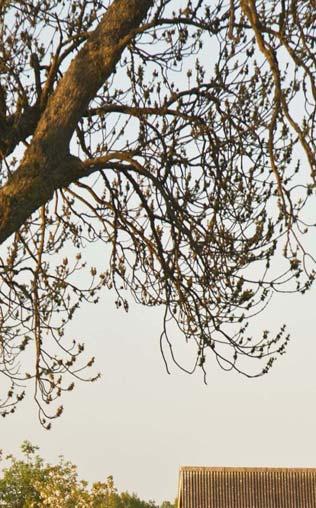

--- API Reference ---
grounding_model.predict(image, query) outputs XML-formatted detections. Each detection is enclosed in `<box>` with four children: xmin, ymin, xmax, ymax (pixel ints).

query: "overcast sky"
<box><xmin>1</xmin><ymin>281</ymin><xmax>316</xmax><ymax>504</ymax></box>
<box><xmin>1</xmin><ymin>1</ymin><xmax>316</xmax><ymax>505</ymax></box>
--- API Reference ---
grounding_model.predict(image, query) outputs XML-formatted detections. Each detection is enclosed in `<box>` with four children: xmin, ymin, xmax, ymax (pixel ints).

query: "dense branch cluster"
<box><xmin>0</xmin><ymin>0</ymin><xmax>315</xmax><ymax>426</ymax></box>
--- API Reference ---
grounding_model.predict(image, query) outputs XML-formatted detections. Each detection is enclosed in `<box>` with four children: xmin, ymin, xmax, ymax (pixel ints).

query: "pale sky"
<box><xmin>1</xmin><ymin>283</ymin><xmax>316</xmax><ymax>504</ymax></box>
<box><xmin>1</xmin><ymin>1</ymin><xmax>316</xmax><ymax>505</ymax></box>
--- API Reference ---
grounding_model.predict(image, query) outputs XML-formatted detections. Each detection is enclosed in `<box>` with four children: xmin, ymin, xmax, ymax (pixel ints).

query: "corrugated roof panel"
<box><xmin>178</xmin><ymin>467</ymin><xmax>316</xmax><ymax>508</ymax></box>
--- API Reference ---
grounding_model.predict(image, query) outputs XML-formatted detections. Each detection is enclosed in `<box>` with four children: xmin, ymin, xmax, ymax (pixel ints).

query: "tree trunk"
<box><xmin>0</xmin><ymin>0</ymin><xmax>153</xmax><ymax>244</ymax></box>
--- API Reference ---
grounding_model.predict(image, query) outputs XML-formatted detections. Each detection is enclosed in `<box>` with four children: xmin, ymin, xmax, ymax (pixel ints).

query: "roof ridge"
<box><xmin>180</xmin><ymin>466</ymin><xmax>316</xmax><ymax>472</ymax></box>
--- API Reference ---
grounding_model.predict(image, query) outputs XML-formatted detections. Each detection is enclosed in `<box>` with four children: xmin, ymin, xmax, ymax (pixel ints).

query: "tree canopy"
<box><xmin>0</xmin><ymin>441</ymin><xmax>173</xmax><ymax>507</ymax></box>
<box><xmin>0</xmin><ymin>0</ymin><xmax>315</xmax><ymax>425</ymax></box>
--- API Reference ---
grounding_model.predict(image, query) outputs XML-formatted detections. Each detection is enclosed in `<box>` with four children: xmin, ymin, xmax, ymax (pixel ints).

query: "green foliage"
<box><xmin>0</xmin><ymin>442</ymin><xmax>175</xmax><ymax>508</ymax></box>
<box><xmin>0</xmin><ymin>445</ymin><xmax>47</xmax><ymax>507</ymax></box>
<box><xmin>109</xmin><ymin>491</ymin><xmax>159</xmax><ymax>508</ymax></box>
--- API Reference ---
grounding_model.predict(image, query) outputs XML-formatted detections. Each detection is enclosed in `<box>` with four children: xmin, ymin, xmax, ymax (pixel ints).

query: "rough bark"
<box><xmin>0</xmin><ymin>0</ymin><xmax>153</xmax><ymax>244</ymax></box>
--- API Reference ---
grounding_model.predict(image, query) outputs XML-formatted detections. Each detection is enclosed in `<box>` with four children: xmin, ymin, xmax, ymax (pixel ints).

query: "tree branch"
<box><xmin>0</xmin><ymin>0</ymin><xmax>153</xmax><ymax>244</ymax></box>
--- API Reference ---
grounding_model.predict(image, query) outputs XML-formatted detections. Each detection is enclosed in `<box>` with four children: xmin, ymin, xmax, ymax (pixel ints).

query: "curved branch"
<box><xmin>0</xmin><ymin>0</ymin><xmax>153</xmax><ymax>244</ymax></box>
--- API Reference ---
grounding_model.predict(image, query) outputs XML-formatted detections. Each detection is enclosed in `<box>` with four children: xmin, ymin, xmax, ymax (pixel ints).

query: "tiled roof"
<box><xmin>178</xmin><ymin>466</ymin><xmax>316</xmax><ymax>508</ymax></box>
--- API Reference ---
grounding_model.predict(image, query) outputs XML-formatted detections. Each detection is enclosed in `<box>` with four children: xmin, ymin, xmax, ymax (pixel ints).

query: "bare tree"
<box><xmin>0</xmin><ymin>0</ymin><xmax>315</xmax><ymax>427</ymax></box>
